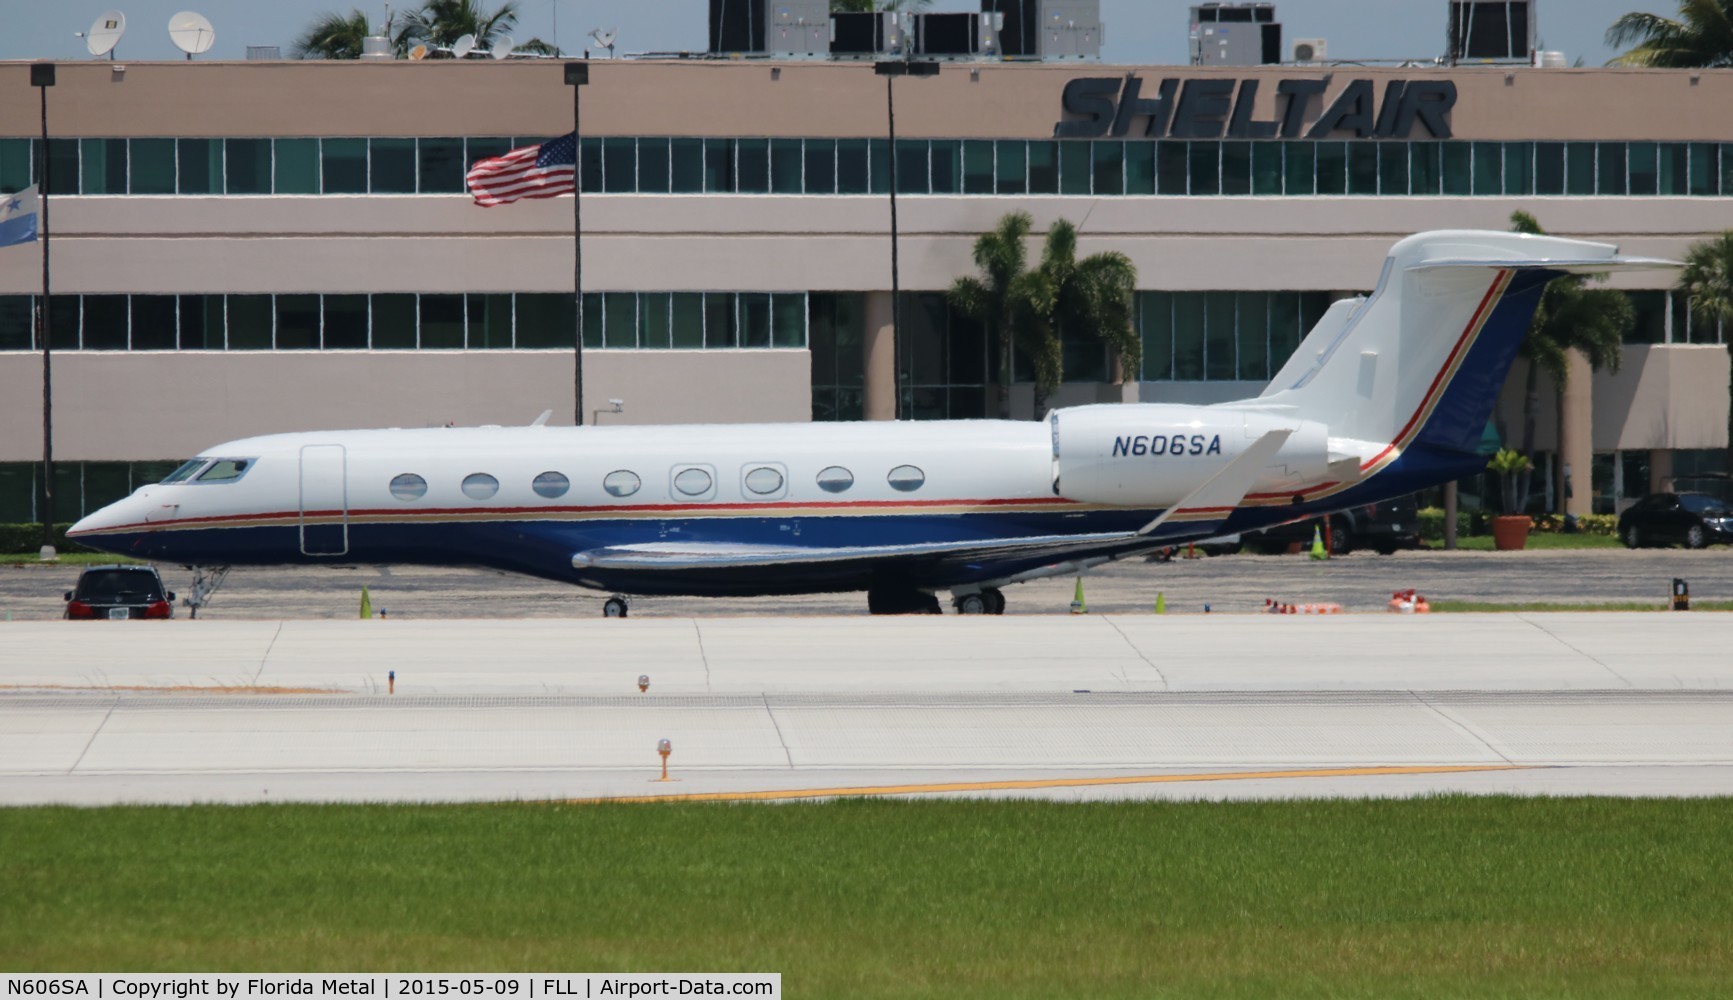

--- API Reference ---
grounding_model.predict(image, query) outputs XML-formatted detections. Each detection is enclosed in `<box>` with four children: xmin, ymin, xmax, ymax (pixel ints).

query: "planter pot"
<box><xmin>1491</xmin><ymin>515</ymin><xmax>1531</xmax><ymax>551</ymax></box>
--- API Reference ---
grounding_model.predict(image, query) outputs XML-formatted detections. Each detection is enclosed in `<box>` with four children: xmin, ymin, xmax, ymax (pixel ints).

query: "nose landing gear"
<box><xmin>602</xmin><ymin>596</ymin><xmax>630</xmax><ymax>618</ymax></box>
<box><xmin>951</xmin><ymin>587</ymin><xmax>1006</xmax><ymax>615</ymax></box>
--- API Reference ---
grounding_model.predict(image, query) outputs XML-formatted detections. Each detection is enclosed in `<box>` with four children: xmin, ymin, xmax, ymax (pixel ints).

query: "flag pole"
<box><xmin>32</xmin><ymin>63</ymin><xmax>55</xmax><ymax>560</ymax></box>
<box><xmin>566</xmin><ymin>62</ymin><xmax>588</xmax><ymax>426</ymax></box>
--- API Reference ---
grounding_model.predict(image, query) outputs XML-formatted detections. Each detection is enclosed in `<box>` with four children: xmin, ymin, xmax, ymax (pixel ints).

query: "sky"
<box><xmin>0</xmin><ymin>0</ymin><xmax>1676</xmax><ymax>65</ymax></box>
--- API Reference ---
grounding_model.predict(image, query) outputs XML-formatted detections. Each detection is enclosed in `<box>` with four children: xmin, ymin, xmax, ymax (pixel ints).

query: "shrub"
<box><xmin>0</xmin><ymin>524</ymin><xmax>94</xmax><ymax>554</ymax></box>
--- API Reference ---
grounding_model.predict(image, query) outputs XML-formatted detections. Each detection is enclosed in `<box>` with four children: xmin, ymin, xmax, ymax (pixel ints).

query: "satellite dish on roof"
<box><xmin>451</xmin><ymin>33</ymin><xmax>475</xmax><ymax>58</ymax></box>
<box><xmin>168</xmin><ymin>11</ymin><xmax>215</xmax><ymax>59</ymax></box>
<box><xmin>588</xmin><ymin>27</ymin><xmax>617</xmax><ymax>58</ymax></box>
<box><xmin>490</xmin><ymin>33</ymin><xmax>513</xmax><ymax>59</ymax></box>
<box><xmin>85</xmin><ymin>10</ymin><xmax>127</xmax><ymax>58</ymax></box>
<box><xmin>408</xmin><ymin>43</ymin><xmax>429</xmax><ymax>60</ymax></box>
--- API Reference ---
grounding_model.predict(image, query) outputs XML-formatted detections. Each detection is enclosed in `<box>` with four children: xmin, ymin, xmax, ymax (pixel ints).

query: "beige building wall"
<box><xmin>0</xmin><ymin>351</ymin><xmax>810</xmax><ymax>461</ymax></box>
<box><xmin>1496</xmin><ymin>346</ymin><xmax>1731</xmax><ymax>454</ymax></box>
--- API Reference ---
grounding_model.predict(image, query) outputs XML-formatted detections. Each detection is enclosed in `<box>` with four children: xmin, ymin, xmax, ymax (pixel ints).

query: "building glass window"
<box><xmin>1236</xmin><ymin>291</ymin><xmax>1269</xmax><ymax>381</ymax></box>
<box><xmin>467</xmin><ymin>294</ymin><xmax>512</xmax><ymax>349</ymax></box>
<box><xmin>1172</xmin><ymin>294</ymin><xmax>1205</xmax><ymax>380</ymax></box>
<box><xmin>1378</xmin><ymin>142</ymin><xmax>1409</xmax><ymax>195</ymax></box>
<box><xmin>579</xmin><ymin>137</ymin><xmax>603</xmax><ymax>193</ymax></box>
<box><xmin>603</xmin><ymin>137</ymin><xmax>637</xmax><ymax>194</ymax></box>
<box><xmin>1346</xmin><ymin>143</ymin><xmax>1377</xmax><ymax>195</ymax></box>
<box><xmin>582</xmin><ymin>292</ymin><xmax>603</xmax><ymax>348</ymax></box>
<box><xmin>995</xmin><ymin>140</ymin><xmax>1027</xmax><ymax>195</ymax></box>
<box><xmin>639</xmin><ymin>293</ymin><xmax>672</xmax><ymax>349</ymax></box>
<box><xmin>275</xmin><ymin>294</ymin><xmax>320</xmax><ymax>349</ymax></box>
<box><xmin>1139</xmin><ymin>292</ymin><xmax>1173</xmax><ymax>381</ymax></box>
<box><xmin>1250</xmin><ymin>142</ymin><xmax>1281</xmax><ymax>195</ymax></box>
<box><xmin>1470</xmin><ymin>142</ymin><xmax>1502</xmax><ymax>196</ymax></box>
<box><xmin>734</xmin><ymin>139</ymin><xmax>772</xmax><ymax>194</ymax></box>
<box><xmin>321</xmin><ymin>138</ymin><xmax>367</xmax><ymax>194</ymax></box>
<box><xmin>1597</xmin><ymin>142</ymin><xmax>1627</xmax><ymax>195</ymax></box>
<box><xmin>810</xmin><ymin>292</ymin><xmax>865</xmax><ymax>421</ymax></box>
<box><xmin>368</xmin><ymin>138</ymin><xmax>416</xmax><ymax>194</ymax></box>
<box><xmin>1025</xmin><ymin>140</ymin><xmax>1053</xmax><ymax>194</ymax></box>
<box><xmin>1057</xmin><ymin>141</ymin><xmax>1089</xmax><ymax>195</ymax></box>
<box><xmin>1534</xmin><ymin>142</ymin><xmax>1565</xmax><ymax>195</ymax></box>
<box><xmin>1627</xmin><ymin>141</ymin><xmax>1658</xmax><ymax>195</ymax></box>
<box><xmin>79</xmin><ymin>138</ymin><xmax>125</xmax><ymax>195</ymax></box>
<box><xmin>771</xmin><ymin>293</ymin><xmax>805</xmax><ymax>348</ymax></box>
<box><xmin>1658</xmin><ymin>142</ymin><xmax>1688</xmax><ymax>195</ymax></box>
<box><xmin>1503</xmin><ymin>142</ymin><xmax>1533</xmax><ymax>195</ymax></box>
<box><xmin>325</xmin><ymin>294</ymin><xmax>368</xmax><ymax>349</ymax></box>
<box><xmin>738</xmin><ymin>293</ymin><xmax>772</xmax><ymax>348</ymax></box>
<box><xmin>705</xmin><ymin>292</ymin><xmax>737</xmax><ymax>348</ymax></box>
<box><xmin>371</xmin><ymin>293</ymin><xmax>417</xmax><ymax>349</ymax></box>
<box><xmin>1688</xmin><ymin>143</ymin><xmax>1719</xmax><ymax>196</ymax></box>
<box><xmin>1440</xmin><ymin>142</ymin><xmax>1472</xmax><ymax>195</ymax></box>
<box><xmin>1566</xmin><ymin>142</ymin><xmax>1596</xmax><ymax>195</ymax></box>
<box><xmin>1126</xmin><ymin>141</ymin><xmax>1157</xmax><ymax>195</ymax></box>
<box><xmin>512</xmin><ymin>294</ymin><xmax>568</xmax><ymax>350</ymax></box>
<box><xmin>129</xmin><ymin>295</ymin><xmax>177</xmax><ymax>351</ymax></box>
<box><xmin>704</xmin><ymin>138</ymin><xmax>735</xmax><ymax>193</ymax></box>
<box><xmin>0</xmin><ymin>138</ymin><xmax>32</xmax><ymax>194</ymax></box>
<box><xmin>896</xmin><ymin>139</ymin><xmax>930</xmax><ymax>194</ymax></box>
<box><xmin>1204</xmin><ymin>292</ymin><xmax>1236</xmax><ymax>380</ymax></box>
<box><xmin>82</xmin><ymin>295</ymin><xmax>128</xmax><ymax>351</ymax></box>
<box><xmin>603</xmin><ymin>292</ymin><xmax>637</xmax><ymax>348</ymax></box>
<box><xmin>0</xmin><ymin>296</ymin><xmax>34</xmax><ymax>351</ymax></box>
<box><xmin>931</xmin><ymin>139</ymin><xmax>961</xmax><ymax>194</ymax></box>
<box><xmin>962</xmin><ymin>139</ymin><xmax>994</xmax><ymax>194</ymax></box>
<box><xmin>792</xmin><ymin>138</ymin><xmax>832</xmax><ymax>196</ymax></box>
<box><xmin>273</xmin><ymin>138</ymin><xmax>322</xmax><ymax>195</ymax></box>
<box><xmin>178</xmin><ymin>295</ymin><xmax>223</xmax><ymax>350</ymax></box>
<box><xmin>413</xmin><ymin>137</ymin><xmax>462</xmax><ymax>194</ymax></box>
<box><xmin>48</xmin><ymin>297</ymin><xmax>80</xmax><ymax>351</ymax></box>
<box><xmin>670</xmin><ymin>137</ymin><xmax>703</xmax><ymax>193</ymax></box>
<box><xmin>837</xmin><ymin>138</ymin><xmax>870</xmax><ymax>194</ymax></box>
<box><xmin>1092</xmin><ymin>140</ymin><xmax>1125</xmax><ymax>195</ymax></box>
<box><xmin>870</xmin><ymin>138</ymin><xmax>890</xmax><ymax>195</ymax></box>
<box><xmin>1189</xmin><ymin>141</ymin><xmax>1221</xmax><ymax>195</ymax></box>
<box><xmin>220</xmin><ymin>138</ymin><xmax>268</xmax><ymax>195</ymax></box>
<box><xmin>770</xmin><ymin>138</ymin><xmax>802</xmax><ymax>194</ymax></box>
<box><xmin>130</xmin><ymin>138</ymin><xmax>176</xmax><ymax>195</ymax></box>
<box><xmin>1626</xmin><ymin>290</ymin><xmax>1666</xmax><ymax>344</ymax></box>
<box><xmin>420</xmin><ymin>294</ymin><xmax>464</xmax><ymax>349</ymax></box>
<box><xmin>46</xmin><ymin>139</ymin><xmax>78</xmax><ymax>196</ymax></box>
<box><xmin>1270</xmin><ymin>292</ymin><xmax>1302</xmax><ymax>374</ymax></box>
<box><xmin>1314</xmin><ymin>142</ymin><xmax>1345</xmax><ymax>195</ymax></box>
<box><xmin>1155</xmin><ymin>140</ymin><xmax>1187</xmax><ymax>194</ymax></box>
<box><xmin>1280</xmin><ymin>141</ymin><xmax>1313</xmax><ymax>195</ymax></box>
<box><xmin>1221</xmin><ymin>141</ymin><xmax>1252</xmax><ymax>195</ymax></box>
<box><xmin>225</xmin><ymin>295</ymin><xmax>271</xmax><ymax>350</ymax></box>
<box><xmin>671</xmin><ymin>292</ymin><xmax>705</xmax><ymax>349</ymax></box>
<box><xmin>636</xmin><ymin>137</ymin><xmax>670</xmax><ymax>194</ymax></box>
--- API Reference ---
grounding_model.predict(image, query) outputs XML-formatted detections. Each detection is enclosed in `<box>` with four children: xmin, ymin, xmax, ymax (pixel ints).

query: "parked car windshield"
<box><xmin>75</xmin><ymin>569</ymin><xmax>164</xmax><ymax>603</ymax></box>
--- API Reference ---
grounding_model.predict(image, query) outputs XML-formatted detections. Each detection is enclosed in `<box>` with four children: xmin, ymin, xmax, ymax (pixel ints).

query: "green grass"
<box><xmin>1431</xmin><ymin>599</ymin><xmax>1733</xmax><ymax>613</ymax></box>
<box><xmin>0</xmin><ymin>552</ymin><xmax>141</xmax><ymax>566</ymax></box>
<box><xmin>1430</xmin><ymin>532</ymin><xmax>1624</xmax><ymax>551</ymax></box>
<box><xmin>4</xmin><ymin>798</ymin><xmax>1733</xmax><ymax>997</ymax></box>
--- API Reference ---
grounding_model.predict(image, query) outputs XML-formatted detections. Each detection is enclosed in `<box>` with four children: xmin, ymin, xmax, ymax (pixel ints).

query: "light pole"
<box><xmin>873</xmin><ymin>55</ymin><xmax>938</xmax><ymax>420</ymax></box>
<box><xmin>566</xmin><ymin>61</ymin><xmax>589</xmax><ymax>426</ymax></box>
<box><xmin>32</xmin><ymin>62</ymin><xmax>54</xmax><ymax>560</ymax></box>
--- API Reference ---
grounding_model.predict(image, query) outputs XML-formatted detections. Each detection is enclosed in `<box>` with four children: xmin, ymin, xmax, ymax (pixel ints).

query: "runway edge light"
<box><xmin>638</xmin><ymin>674</ymin><xmax>650</xmax><ymax>693</ymax></box>
<box><xmin>657</xmin><ymin>738</ymin><xmax>673</xmax><ymax>782</ymax></box>
<box><xmin>1673</xmin><ymin>579</ymin><xmax>1690</xmax><ymax>611</ymax></box>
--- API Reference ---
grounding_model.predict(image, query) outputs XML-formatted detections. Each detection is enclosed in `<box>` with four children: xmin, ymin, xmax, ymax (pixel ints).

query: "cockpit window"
<box><xmin>160</xmin><ymin>459</ymin><xmax>208</xmax><ymax>484</ymax></box>
<box><xmin>194</xmin><ymin>459</ymin><xmax>256</xmax><ymax>483</ymax></box>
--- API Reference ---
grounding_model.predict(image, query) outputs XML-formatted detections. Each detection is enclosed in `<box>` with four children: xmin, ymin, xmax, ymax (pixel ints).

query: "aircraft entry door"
<box><xmin>299</xmin><ymin>444</ymin><xmax>349</xmax><ymax>556</ymax></box>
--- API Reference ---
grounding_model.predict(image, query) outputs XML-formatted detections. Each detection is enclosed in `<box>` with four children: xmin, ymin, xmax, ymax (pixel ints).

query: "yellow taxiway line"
<box><xmin>580</xmin><ymin>764</ymin><xmax>1531</xmax><ymax>804</ymax></box>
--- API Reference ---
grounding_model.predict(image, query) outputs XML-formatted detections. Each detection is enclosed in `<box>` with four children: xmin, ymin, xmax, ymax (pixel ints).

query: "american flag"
<box><xmin>465</xmin><ymin>132</ymin><xmax>577</xmax><ymax>206</ymax></box>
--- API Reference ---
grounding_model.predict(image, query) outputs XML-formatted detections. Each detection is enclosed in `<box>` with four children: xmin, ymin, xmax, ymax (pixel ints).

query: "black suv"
<box><xmin>64</xmin><ymin>565</ymin><xmax>176</xmax><ymax>620</ymax></box>
<box><xmin>1242</xmin><ymin>494</ymin><xmax>1422</xmax><ymax>556</ymax></box>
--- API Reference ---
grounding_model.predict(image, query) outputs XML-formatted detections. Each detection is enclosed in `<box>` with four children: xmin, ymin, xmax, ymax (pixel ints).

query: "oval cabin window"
<box><xmin>461</xmin><ymin>473</ymin><xmax>499</xmax><ymax>500</ymax></box>
<box><xmin>816</xmin><ymin>466</ymin><xmax>854</xmax><ymax>494</ymax></box>
<box><xmin>603</xmin><ymin>470</ymin><xmax>641</xmax><ymax>497</ymax></box>
<box><xmin>674</xmin><ymin>468</ymin><xmax>713</xmax><ymax>497</ymax></box>
<box><xmin>744</xmin><ymin>467</ymin><xmax>784</xmax><ymax>495</ymax></box>
<box><xmin>390</xmin><ymin>473</ymin><xmax>427</xmax><ymax>501</ymax></box>
<box><xmin>532</xmin><ymin>472</ymin><xmax>570</xmax><ymax>499</ymax></box>
<box><xmin>887</xmin><ymin>465</ymin><xmax>925</xmax><ymax>492</ymax></box>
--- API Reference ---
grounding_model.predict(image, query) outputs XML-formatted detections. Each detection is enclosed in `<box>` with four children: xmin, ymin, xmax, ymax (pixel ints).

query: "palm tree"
<box><xmin>1509</xmin><ymin>211</ymin><xmax>1635</xmax><ymax>511</ymax></box>
<box><xmin>1677</xmin><ymin>232</ymin><xmax>1733</xmax><ymax>473</ymax></box>
<box><xmin>1031</xmin><ymin>219</ymin><xmax>1140</xmax><ymax>419</ymax></box>
<box><xmin>292</xmin><ymin>9</ymin><xmax>375</xmax><ymax>59</ymax></box>
<box><xmin>396</xmin><ymin>0</ymin><xmax>521</xmax><ymax>52</ymax></box>
<box><xmin>949</xmin><ymin>213</ymin><xmax>1140</xmax><ymax>421</ymax></box>
<box><xmin>948</xmin><ymin>212</ymin><xmax>1049</xmax><ymax>419</ymax></box>
<box><xmin>1606</xmin><ymin>1</ymin><xmax>1733</xmax><ymax>67</ymax></box>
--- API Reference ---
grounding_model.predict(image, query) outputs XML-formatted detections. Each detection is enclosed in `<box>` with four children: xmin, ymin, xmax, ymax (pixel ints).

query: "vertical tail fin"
<box><xmin>1258</xmin><ymin>231</ymin><xmax>1675</xmax><ymax>469</ymax></box>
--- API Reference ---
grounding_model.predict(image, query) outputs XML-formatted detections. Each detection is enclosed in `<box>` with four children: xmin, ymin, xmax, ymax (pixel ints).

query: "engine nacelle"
<box><xmin>1051</xmin><ymin>404</ymin><xmax>1332</xmax><ymax>507</ymax></box>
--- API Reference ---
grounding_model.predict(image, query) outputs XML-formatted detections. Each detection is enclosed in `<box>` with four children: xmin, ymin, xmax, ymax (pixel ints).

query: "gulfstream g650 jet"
<box><xmin>69</xmin><ymin>231</ymin><xmax>1670</xmax><ymax>615</ymax></box>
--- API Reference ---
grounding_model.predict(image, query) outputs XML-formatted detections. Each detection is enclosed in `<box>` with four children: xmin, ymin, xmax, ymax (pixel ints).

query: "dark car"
<box><xmin>1618</xmin><ymin>492</ymin><xmax>1733</xmax><ymax>549</ymax></box>
<box><xmin>1242</xmin><ymin>494</ymin><xmax>1422</xmax><ymax>556</ymax></box>
<box><xmin>64</xmin><ymin>565</ymin><xmax>176</xmax><ymax>620</ymax></box>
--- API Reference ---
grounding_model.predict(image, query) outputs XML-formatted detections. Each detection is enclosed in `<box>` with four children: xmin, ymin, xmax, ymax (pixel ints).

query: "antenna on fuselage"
<box><xmin>530</xmin><ymin>409</ymin><xmax>553</xmax><ymax>427</ymax></box>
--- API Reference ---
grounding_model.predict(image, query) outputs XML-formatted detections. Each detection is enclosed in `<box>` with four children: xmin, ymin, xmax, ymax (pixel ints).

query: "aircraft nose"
<box><xmin>68</xmin><ymin>493</ymin><xmax>146</xmax><ymax>539</ymax></box>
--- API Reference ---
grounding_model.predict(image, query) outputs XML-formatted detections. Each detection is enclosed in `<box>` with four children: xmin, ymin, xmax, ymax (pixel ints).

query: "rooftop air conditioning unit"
<box><xmin>1291</xmin><ymin>37</ymin><xmax>1325</xmax><ymax>62</ymax></box>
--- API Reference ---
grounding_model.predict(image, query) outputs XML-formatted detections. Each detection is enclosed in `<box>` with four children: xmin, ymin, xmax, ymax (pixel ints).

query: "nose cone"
<box><xmin>67</xmin><ymin>496</ymin><xmax>146</xmax><ymax>553</ymax></box>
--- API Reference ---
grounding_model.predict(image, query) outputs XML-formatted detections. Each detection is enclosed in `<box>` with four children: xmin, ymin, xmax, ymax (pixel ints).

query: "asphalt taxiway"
<box><xmin>4</xmin><ymin>613</ymin><xmax>1732</xmax><ymax>805</ymax></box>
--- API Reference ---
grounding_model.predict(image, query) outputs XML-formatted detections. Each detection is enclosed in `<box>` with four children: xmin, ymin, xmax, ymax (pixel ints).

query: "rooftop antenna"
<box><xmin>79</xmin><ymin>10</ymin><xmax>127</xmax><ymax>59</ymax></box>
<box><xmin>589</xmin><ymin>27</ymin><xmax>616</xmax><ymax>59</ymax></box>
<box><xmin>167</xmin><ymin>11</ymin><xmax>216</xmax><ymax>60</ymax></box>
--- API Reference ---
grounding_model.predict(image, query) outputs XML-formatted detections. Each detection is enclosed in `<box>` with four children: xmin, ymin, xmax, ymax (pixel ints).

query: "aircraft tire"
<box><xmin>955</xmin><ymin>593</ymin><xmax>988</xmax><ymax>615</ymax></box>
<box><xmin>983</xmin><ymin>588</ymin><xmax>1006</xmax><ymax>615</ymax></box>
<box><xmin>603</xmin><ymin>596</ymin><xmax>629</xmax><ymax>618</ymax></box>
<box><xmin>868</xmin><ymin>586</ymin><xmax>942</xmax><ymax>616</ymax></box>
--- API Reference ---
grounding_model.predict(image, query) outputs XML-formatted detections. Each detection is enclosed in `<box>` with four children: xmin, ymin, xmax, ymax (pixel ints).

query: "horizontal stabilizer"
<box><xmin>1137</xmin><ymin>429</ymin><xmax>1293</xmax><ymax>536</ymax></box>
<box><xmin>1408</xmin><ymin>256</ymin><xmax>1679</xmax><ymax>274</ymax></box>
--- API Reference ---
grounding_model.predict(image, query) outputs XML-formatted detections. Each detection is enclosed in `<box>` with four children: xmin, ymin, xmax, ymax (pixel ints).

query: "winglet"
<box><xmin>1137</xmin><ymin>429</ymin><xmax>1294</xmax><ymax>536</ymax></box>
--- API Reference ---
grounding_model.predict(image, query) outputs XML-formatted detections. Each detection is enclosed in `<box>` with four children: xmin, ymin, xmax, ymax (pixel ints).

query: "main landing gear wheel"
<box><xmin>951</xmin><ymin>588</ymin><xmax>1006</xmax><ymax>616</ymax></box>
<box><xmin>602</xmin><ymin>596</ymin><xmax>629</xmax><ymax>618</ymax></box>
<box><xmin>867</xmin><ymin>586</ymin><xmax>942</xmax><ymax>615</ymax></box>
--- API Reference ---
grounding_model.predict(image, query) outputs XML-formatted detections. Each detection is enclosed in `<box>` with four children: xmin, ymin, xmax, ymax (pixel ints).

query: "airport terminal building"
<box><xmin>1</xmin><ymin>52</ymin><xmax>1731</xmax><ymax>522</ymax></box>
